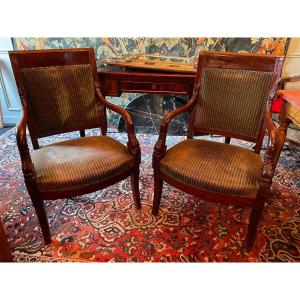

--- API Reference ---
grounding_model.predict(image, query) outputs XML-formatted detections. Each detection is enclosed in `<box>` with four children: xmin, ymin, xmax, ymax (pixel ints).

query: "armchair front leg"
<box><xmin>16</xmin><ymin>107</ymin><xmax>51</xmax><ymax>244</ymax></box>
<box><xmin>152</xmin><ymin>91</ymin><xmax>199</xmax><ymax>216</ymax></box>
<box><xmin>247</xmin><ymin>109</ymin><xmax>282</xmax><ymax>250</ymax></box>
<box><xmin>16</xmin><ymin>107</ymin><xmax>37</xmax><ymax>190</ymax></box>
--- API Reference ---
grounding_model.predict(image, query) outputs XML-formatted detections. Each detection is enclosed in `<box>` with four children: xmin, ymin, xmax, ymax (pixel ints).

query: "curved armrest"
<box><xmin>160</xmin><ymin>91</ymin><xmax>199</xmax><ymax>137</ymax></box>
<box><xmin>153</xmin><ymin>91</ymin><xmax>199</xmax><ymax>163</ymax></box>
<box><xmin>16</xmin><ymin>107</ymin><xmax>35</xmax><ymax>179</ymax></box>
<box><xmin>95</xmin><ymin>87</ymin><xmax>140</xmax><ymax>160</ymax></box>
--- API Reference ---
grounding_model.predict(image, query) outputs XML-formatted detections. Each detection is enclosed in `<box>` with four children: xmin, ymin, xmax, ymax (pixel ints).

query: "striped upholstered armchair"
<box><xmin>9</xmin><ymin>48</ymin><xmax>141</xmax><ymax>245</ymax></box>
<box><xmin>152</xmin><ymin>52</ymin><xmax>285</xmax><ymax>250</ymax></box>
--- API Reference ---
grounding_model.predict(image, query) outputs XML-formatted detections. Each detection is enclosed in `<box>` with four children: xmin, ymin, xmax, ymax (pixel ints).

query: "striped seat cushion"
<box><xmin>160</xmin><ymin>139</ymin><xmax>262</xmax><ymax>198</ymax></box>
<box><xmin>32</xmin><ymin>136</ymin><xmax>134</xmax><ymax>192</ymax></box>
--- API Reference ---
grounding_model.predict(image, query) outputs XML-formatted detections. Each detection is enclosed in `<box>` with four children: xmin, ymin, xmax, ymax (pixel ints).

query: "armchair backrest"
<box><xmin>189</xmin><ymin>52</ymin><xmax>284</xmax><ymax>144</ymax></box>
<box><xmin>9</xmin><ymin>48</ymin><xmax>105</xmax><ymax>142</ymax></box>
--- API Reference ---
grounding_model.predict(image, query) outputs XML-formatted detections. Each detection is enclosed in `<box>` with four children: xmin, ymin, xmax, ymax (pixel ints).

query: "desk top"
<box><xmin>278</xmin><ymin>90</ymin><xmax>300</xmax><ymax>110</ymax></box>
<box><xmin>97</xmin><ymin>65</ymin><xmax>196</xmax><ymax>78</ymax></box>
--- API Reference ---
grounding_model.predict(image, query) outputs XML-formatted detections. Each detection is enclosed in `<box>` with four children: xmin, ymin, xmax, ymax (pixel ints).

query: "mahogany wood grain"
<box><xmin>98</xmin><ymin>67</ymin><xmax>195</xmax><ymax>98</ymax></box>
<box><xmin>152</xmin><ymin>51</ymin><xmax>284</xmax><ymax>250</ymax></box>
<box><xmin>9</xmin><ymin>48</ymin><xmax>142</xmax><ymax>245</ymax></box>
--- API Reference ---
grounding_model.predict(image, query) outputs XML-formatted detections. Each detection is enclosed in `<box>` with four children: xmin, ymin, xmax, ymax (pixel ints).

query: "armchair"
<box><xmin>152</xmin><ymin>52</ymin><xmax>284</xmax><ymax>250</ymax></box>
<box><xmin>9</xmin><ymin>48</ymin><xmax>141</xmax><ymax>245</ymax></box>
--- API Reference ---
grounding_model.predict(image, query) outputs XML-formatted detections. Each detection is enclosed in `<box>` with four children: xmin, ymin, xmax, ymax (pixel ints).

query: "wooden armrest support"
<box><xmin>261</xmin><ymin>109</ymin><xmax>284</xmax><ymax>182</ymax></box>
<box><xmin>153</xmin><ymin>91</ymin><xmax>199</xmax><ymax>165</ymax></box>
<box><xmin>16</xmin><ymin>107</ymin><xmax>35</xmax><ymax>179</ymax></box>
<box><xmin>95</xmin><ymin>86</ymin><xmax>140</xmax><ymax>161</ymax></box>
<box><xmin>265</xmin><ymin>109</ymin><xmax>277</xmax><ymax>148</ymax></box>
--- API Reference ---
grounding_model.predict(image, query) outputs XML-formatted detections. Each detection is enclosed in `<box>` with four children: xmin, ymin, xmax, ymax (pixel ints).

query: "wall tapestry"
<box><xmin>12</xmin><ymin>38</ymin><xmax>290</xmax><ymax>132</ymax></box>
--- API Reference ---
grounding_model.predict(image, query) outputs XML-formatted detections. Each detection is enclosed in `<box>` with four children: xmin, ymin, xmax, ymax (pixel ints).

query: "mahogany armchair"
<box><xmin>9</xmin><ymin>48</ymin><xmax>141</xmax><ymax>245</ymax></box>
<box><xmin>152</xmin><ymin>52</ymin><xmax>285</xmax><ymax>250</ymax></box>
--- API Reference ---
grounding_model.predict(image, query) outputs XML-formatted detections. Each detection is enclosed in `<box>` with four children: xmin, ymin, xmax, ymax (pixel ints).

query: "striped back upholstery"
<box><xmin>193</xmin><ymin>67</ymin><xmax>274</xmax><ymax>139</ymax></box>
<box><xmin>21</xmin><ymin>63</ymin><xmax>102</xmax><ymax>136</ymax></box>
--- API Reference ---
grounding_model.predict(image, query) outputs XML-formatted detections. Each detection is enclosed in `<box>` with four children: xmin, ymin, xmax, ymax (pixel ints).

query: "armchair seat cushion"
<box><xmin>160</xmin><ymin>139</ymin><xmax>262</xmax><ymax>198</ymax></box>
<box><xmin>32</xmin><ymin>136</ymin><xmax>134</xmax><ymax>192</ymax></box>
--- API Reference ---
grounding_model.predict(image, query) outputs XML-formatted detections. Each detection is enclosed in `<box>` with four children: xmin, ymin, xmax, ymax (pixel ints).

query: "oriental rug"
<box><xmin>0</xmin><ymin>128</ymin><xmax>299</xmax><ymax>262</ymax></box>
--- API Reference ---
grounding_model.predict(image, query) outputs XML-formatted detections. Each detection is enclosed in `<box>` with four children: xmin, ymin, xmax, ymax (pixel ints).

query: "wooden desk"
<box><xmin>278</xmin><ymin>90</ymin><xmax>300</xmax><ymax>128</ymax></box>
<box><xmin>98</xmin><ymin>66</ymin><xmax>196</xmax><ymax>98</ymax></box>
<box><xmin>278</xmin><ymin>90</ymin><xmax>300</xmax><ymax>110</ymax></box>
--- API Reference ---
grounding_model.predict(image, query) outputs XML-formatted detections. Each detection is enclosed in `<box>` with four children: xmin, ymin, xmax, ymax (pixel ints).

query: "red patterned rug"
<box><xmin>0</xmin><ymin>128</ymin><xmax>299</xmax><ymax>262</ymax></box>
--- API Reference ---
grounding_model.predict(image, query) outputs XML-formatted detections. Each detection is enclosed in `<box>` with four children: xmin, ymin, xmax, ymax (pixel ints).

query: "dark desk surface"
<box><xmin>98</xmin><ymin>66</ymin><xmax>196</xmax><ymax>97</ymax></box>
<box><xmin>98</xmin><ymin>65</ymin><xmax>196</xmax><ymax>75</ymax></box>
<box><xmin>97</xmin><ymin>66</ymin><xmax>196</xmax><ymax>98</ymax></box>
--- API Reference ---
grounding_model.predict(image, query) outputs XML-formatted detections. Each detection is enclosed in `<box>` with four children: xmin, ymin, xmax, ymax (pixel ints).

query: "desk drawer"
<box><xmin>121</xmin><ymin>81</ymin><xmax>188</xmax><ymax>94</ymax></box>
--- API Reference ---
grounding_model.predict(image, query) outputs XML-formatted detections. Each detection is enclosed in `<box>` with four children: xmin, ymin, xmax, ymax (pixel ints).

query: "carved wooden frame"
<box><xmin>9</xmin><ymin>48</ymin><xmax>141</xmax><ymax>245</ymax></box>
<box><xmin>152</xmin><ymin>51</ymin><xmax>285</xmax><ymax>250</ymax></box>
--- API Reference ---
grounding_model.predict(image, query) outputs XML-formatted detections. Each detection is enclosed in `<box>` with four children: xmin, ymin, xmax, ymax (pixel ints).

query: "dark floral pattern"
<box><xmin>11</xmin><ymin>38</ymin><xmax>290</xmax><ymax>129</ymax></box>
<box><xmin>12</xmin><ymin>38</ymin><xmax>290</xmax><ymax>62</ymax></box>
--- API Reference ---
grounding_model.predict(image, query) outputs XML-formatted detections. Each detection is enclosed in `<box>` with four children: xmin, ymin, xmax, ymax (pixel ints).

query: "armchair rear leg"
<box><xmin>31</xmin><ymin>197</ymin><xmax>51</xmax><ymax>245</ymax></box>
<box><xmin>152</xmin><ymin>171</ymin><xmax>163</xmax><ymax>215</ymax></box>
<box><xmin>131</xmin><ymin>167</ymin><xmax>141</xmax><ymax>209</ymax></box>
<box><xmin>246</xmin><ymin>200</ymin><xmax>265</xmax><ymax>251</ymax></box>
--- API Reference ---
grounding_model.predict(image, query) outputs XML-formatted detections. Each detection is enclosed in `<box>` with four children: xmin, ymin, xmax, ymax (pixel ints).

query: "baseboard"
<box><xmin>2</xmin><ymin>115</ymin><xmax>20</xmax><ymax>126</ymax></box>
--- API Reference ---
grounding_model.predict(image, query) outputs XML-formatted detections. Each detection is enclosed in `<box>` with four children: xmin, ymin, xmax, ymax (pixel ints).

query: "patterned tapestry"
<box><xmin>12</xmin><ymin>38</ymin><xmax>290</xmax><ymax>65</ymax></box>
<box><xmin>12</xmin><ymin>38</ymin><xmax>290</xmax><ymax>130</ymax></box>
